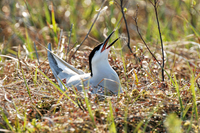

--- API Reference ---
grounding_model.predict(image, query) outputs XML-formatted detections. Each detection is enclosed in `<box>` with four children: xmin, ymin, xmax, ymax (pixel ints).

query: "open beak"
<box><xmin>101</xmin><ymin>31</ymin><xmax>119</xmax><ymax>53</ymax></box>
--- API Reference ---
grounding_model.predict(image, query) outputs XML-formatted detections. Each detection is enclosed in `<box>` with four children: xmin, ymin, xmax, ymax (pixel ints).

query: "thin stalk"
<box><xmin>82</xmin><ymin>82</ymin><xmax>96</xmax><ymax>128</ymax></box>
<box><xmin>120</xmin><ymin>0</ymin><xmax>133</xmax><ymax>54</ymax></box>
<box><xmin>38</xmin><ymin>69</ymin><xmax>78</xmax><ymax>107</ymax></box>
<box><xmin>152</xmin><ymin>0</ymin><xmax>165</xmax><ymax>81</ymax></box>
<box><xmin>18</xmin><ymin>46</ymin><xmax>32</xmax><ymax>100</ymax></box>
<box><xmin>108</xmin><ymin>100</ymin><xmax>117</xmax><ymax>133</ymax></box>
<box><xmin>174</xmin><ymin>75</ymin><xmax>184</xmax><ymax>119</ymax></box>
<box><xmin>67</xmin><ymin>24</ymin><xmax>73</xmax><ymax>55</ymax></box>
<box><xmin>72</xmin><ymin>0</ymin><xmax>107</xmax><ymax>56</ymax></box>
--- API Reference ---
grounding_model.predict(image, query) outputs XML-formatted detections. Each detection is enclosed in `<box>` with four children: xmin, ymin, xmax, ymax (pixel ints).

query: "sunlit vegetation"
<box><xmin>0</xmin><ymin>0</ymin><xmax>200</xmax><ymax>132</ymax></box>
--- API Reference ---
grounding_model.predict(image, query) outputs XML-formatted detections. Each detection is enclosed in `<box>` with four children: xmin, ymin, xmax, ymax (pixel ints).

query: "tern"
<box><xmin>47</xmin><ymin>31</ymin><xmax>122</xmax><ymax>95</ymax></box>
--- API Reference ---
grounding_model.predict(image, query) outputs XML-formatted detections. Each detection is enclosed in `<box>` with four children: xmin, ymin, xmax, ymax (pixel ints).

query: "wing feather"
<box><xmin>45</xmin><ymin>43</ymin><xmax>84</xmax><ymax>75</ymax></box>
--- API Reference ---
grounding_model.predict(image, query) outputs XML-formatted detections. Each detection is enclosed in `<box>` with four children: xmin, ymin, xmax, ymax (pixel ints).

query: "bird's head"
<box><xmin>89</xmin><ymin>31</ymin><xmax>119</xmax><ymax>76</ymax></box>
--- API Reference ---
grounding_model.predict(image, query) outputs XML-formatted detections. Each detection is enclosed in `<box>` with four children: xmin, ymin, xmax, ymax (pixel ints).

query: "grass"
<box><xmin>0</xmin><ymin>0</ymin><xmax>200</xmax><ymax>132</ymax></box>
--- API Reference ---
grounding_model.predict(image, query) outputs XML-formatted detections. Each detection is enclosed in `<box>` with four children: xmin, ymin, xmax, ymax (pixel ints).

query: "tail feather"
<box><xmin>46</xmin><ymin>43</ymin><xmax>86</xmax><ymax>91</ymax></box>
<box><xmin>46</xmin><ymin>43</ymin><xmax>84</xmax><ymax>74</ymax></box>
<box><xmin>47</xmin><ymin>44</ymin><xmax>63</xmax><ymax>81</ymax></box>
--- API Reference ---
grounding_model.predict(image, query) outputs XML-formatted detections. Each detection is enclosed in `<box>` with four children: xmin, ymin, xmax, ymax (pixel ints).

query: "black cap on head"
<box><xmin>89</xmin><ymin>43</ymin><xmax>102</xmax><ymax>77</ymax></box>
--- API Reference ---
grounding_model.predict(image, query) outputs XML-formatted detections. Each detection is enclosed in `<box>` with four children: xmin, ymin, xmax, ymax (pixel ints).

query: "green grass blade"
<box><xmin>34</xmin><ymin>67</ymin><xmax>37</xmax><ymax>87</ymax></box>
<box><xmin>82</xmin><ymin>82</ymin><xmax>96</xmax><ymax>128</ymax></box>
<box><xmin>183</xmin><ymin>103</ymin><xmax>192</xmax><ymax>120</ymax></box>
<box><xmin>57</xmin><ymin>77</ymin><xmax>80</xmax><ymax>105</ymax></box>
<box><xmin>134</xmin><ymin>120</ymin><xmax>143</xmax><ymax>133</ymax></box>
<box><xmin>37</xmin><ymin>68</ymin><xmax>78</xmax><ymax>106</ymax></box>
<box><xmin>174</xmin><ymin>75</ymin><xmax>184</xmax><ymax>119</ymax></box>
<box><xmin>44</xmin><ymin>2</ymin><xmax>51</xmax><ymax>24</ymax></box>
<box><xmin>182</xmin><ymin>16</ymin><xmax>200</xmax><ymax>37</ymax></box>
<box><xmin>23</xmin><ymin>109</ymin><xmax>27</xmax><ymax>131</ymax></box>
<box><xmin>0</xmin><ymin>108</ymin><xmax>13</xmax><ymax>131</ymax></box>
<box><xmin>20</xmin><ymin>65</ymin><xmax>32</xmax><ymax>100</ymax></box>
<box><xmin>134</xmin><ymin>103</ymin><xmax>159</xmax><ymax>132</ymax></box>
<box><xmin>108</xmin><ymin>100</ymin><xmax>116</xmax><ymax>133</ymax></box>
<box><xmin>190</xmin><ymin>74</ymin><xmax>198</xmax><ymax>120</ymax></box>
<box><xmin>186</xmin><ymin>108</ymin><xmax>193</xmax><ymax>133</ymax></box>
<box><xmin>25</xmin><ymin>28</ymin><xmax>34</xmax><ymax>59</ymax></box>
<box><xmin>187</xmin><ymin>63</ymin><xmax>198</xmax><ymax>120</ymax></box>
<box><xmin>123</xmin><ymin>106</ymin><xmax>128</xmax><ymax>133</ymax></box>
<box><xmin>18</xmin><ymin>44</ymin><xmax>32</xmax><ymax>100</ymax></box>
<box><xmin>143</xmin><ymin>107</ymin><xmax>158</xmax><ymax>132</ymax></box>
<box><xmin>51</xmin><ymin>2</ymin><xmax>58</xmax><ymax>44</ymax></box>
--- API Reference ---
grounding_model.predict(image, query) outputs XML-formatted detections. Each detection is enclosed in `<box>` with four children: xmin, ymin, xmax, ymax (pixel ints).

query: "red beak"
<box><xmin>101</xmin><ymin>31</ymin><xmax>116</xmax><ymax>53</ymax></box>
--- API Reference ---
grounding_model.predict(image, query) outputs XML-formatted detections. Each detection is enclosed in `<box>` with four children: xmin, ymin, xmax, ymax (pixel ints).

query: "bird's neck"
<box><xmin>91</xmin><ymin>59</ymin><xmax>114</xmax><ymax>78</ymax></box>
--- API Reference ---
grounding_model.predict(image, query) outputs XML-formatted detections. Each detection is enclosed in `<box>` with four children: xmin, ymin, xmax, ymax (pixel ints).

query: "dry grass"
<box><xmin>0</xmin><ymin>0</ymin><xmax>200</xmax><ymax>132</ymax></box>
<box><xmin>0</xmin><ymin>42</ymin><xmax>200</xmax><ymax>132</ymax></box>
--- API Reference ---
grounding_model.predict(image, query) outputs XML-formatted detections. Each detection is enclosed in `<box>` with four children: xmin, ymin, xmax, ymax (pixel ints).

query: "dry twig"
<box><xmin>72</xmin><ymin>0</ymin><xmax>107</xmax><ymax>56</ymax></box>
<box><xmin>120</xmin><ymin>0</ymin><xmax>132</xmax><ymax>54</ymax></box>
<box><xmin>133</xmin><ymin>3</ymin><xmax>165</xmax><ymax>81</ymax></box>
<box><xmin>149</xmin><ymin>0</ymin><xmax>165</xmax><ymax>81</ymax></box>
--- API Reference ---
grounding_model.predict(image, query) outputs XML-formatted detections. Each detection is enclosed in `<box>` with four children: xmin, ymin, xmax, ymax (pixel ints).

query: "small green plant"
<box><xmin>164</xmin><ymin>113</ymin><xmax>182</xmax><ymax>133</ymax></box>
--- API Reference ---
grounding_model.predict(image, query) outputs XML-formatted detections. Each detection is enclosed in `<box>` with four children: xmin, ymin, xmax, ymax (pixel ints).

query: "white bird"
<box><xmin>47</xmin><ymin>31</ymin><xmax>122</xmax><ymax>95</ymax></box>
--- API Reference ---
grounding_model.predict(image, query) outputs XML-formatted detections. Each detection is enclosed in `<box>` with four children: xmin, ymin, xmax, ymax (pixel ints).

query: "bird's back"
<box><xmin>59</xmin><ymin>72</ymin><xmax>91</xmax><ymax>91</ymax></box>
